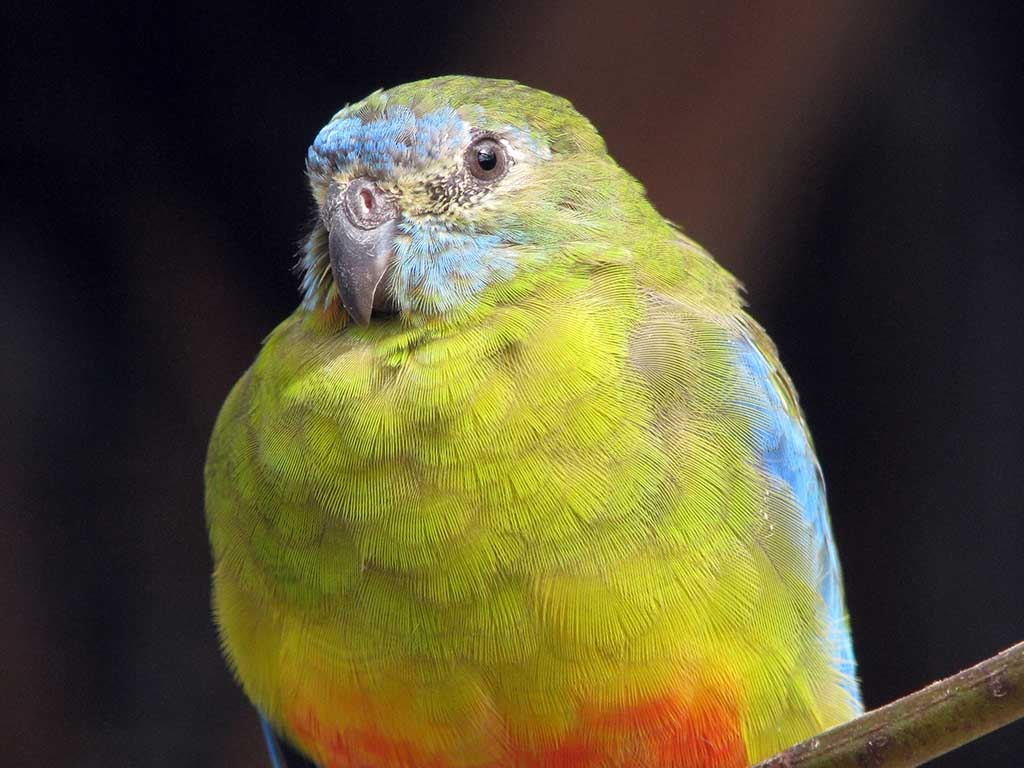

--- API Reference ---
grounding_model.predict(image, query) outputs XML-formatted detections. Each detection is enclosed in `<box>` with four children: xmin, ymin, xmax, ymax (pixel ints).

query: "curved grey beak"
<box><xmin>323</xmin><ymin>178</ymin><xmax>399</xmax><ymax>327</ymax></box>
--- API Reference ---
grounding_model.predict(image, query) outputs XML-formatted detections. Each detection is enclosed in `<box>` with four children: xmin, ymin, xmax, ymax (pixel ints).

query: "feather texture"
<box><xmin>205</xmin><ymin>77</ymin><xmax>860</xmax><ymax>768</ymax></box>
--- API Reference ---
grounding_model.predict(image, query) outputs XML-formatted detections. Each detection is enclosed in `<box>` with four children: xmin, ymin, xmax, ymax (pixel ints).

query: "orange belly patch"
<box><xmin>286</xmin><ymin>688</ymin><xmax>746</xmax><ymax>768</ymax></box>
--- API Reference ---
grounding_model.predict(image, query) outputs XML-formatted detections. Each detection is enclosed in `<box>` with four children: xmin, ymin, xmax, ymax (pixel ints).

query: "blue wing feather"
<box><xmin>260</xmin><ymin>713</ymin><xmax>318</xmax><ymax>768</ymax></box>
<box><xmin>733</xmin><ymin>335</ymin><xmax>862</xmax><ymax>708</ymax></box>
<box><xmin>260</xmin><ymin>715</ymin><xmax>288</xmax><ymax>768</ymax></box>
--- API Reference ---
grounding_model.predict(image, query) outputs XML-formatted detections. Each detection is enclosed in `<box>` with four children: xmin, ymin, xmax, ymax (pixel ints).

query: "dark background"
<box><xmin>3</xmin><ymin>2</ymin><xmax>1023</xmax><ymax>766</ymax></box>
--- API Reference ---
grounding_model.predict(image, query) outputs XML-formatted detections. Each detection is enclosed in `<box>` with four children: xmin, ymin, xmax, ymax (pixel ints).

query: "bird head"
<box><xmin>299</xmin><ymin>76</ymin><xmax>620</xmax><ymax>326</ymax></box>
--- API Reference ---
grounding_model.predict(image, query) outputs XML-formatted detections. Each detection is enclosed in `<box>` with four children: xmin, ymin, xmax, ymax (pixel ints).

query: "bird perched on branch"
<box><xmin>205</xmin><ymin>76</ymin><xmax>861</xmax><ymax>768</ymax></box>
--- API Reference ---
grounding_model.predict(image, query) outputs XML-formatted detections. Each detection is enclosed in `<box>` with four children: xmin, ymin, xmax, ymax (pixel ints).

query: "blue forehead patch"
<box><xmin>306</xmin><ymin>105</ymin><xmax>469</xmax><ymax>178</ymax></box>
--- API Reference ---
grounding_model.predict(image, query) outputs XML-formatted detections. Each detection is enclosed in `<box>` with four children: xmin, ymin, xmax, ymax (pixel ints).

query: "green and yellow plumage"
<box><xmin>205</xmin><ymin>76</ymin><xmax>860</xmax><ymax>767</ymax></box>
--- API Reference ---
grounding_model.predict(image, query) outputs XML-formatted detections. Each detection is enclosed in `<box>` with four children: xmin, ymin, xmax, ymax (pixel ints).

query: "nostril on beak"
<box><xmin>341</xmin><ymin>177</ymin><xmax>396</xmax><ymax>230</ymax></box>
<box><xmin>322</xmin><ymin>177</ymin><xmax>400</xmax><ymax>327</ymax></box>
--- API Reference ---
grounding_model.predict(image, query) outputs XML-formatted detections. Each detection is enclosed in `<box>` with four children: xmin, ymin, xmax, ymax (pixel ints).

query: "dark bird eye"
<box><xmin>465</xmin><ymin>136</ymin><xmax>506</xmax><ymax>182</ymax></box>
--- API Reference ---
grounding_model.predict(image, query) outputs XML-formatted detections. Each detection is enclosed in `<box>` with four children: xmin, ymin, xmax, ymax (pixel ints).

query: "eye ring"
<box><xmin>465</xmin><ymin>135</ymin><xmax>507</xmax><ymax>182</ymax></box>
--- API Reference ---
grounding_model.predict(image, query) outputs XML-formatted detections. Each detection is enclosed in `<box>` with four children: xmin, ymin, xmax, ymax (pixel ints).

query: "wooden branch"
<box><xmin>754</xmin><ymin>640</ymin><xmax>1024</xmax><ymax>768</ymax></box>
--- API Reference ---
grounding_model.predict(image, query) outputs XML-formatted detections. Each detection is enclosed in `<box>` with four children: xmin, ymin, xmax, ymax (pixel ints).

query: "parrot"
<box><xmin>204</xmin><ymin>76</ymin><xmax>862</xmax><ymax>768</ymax></box>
